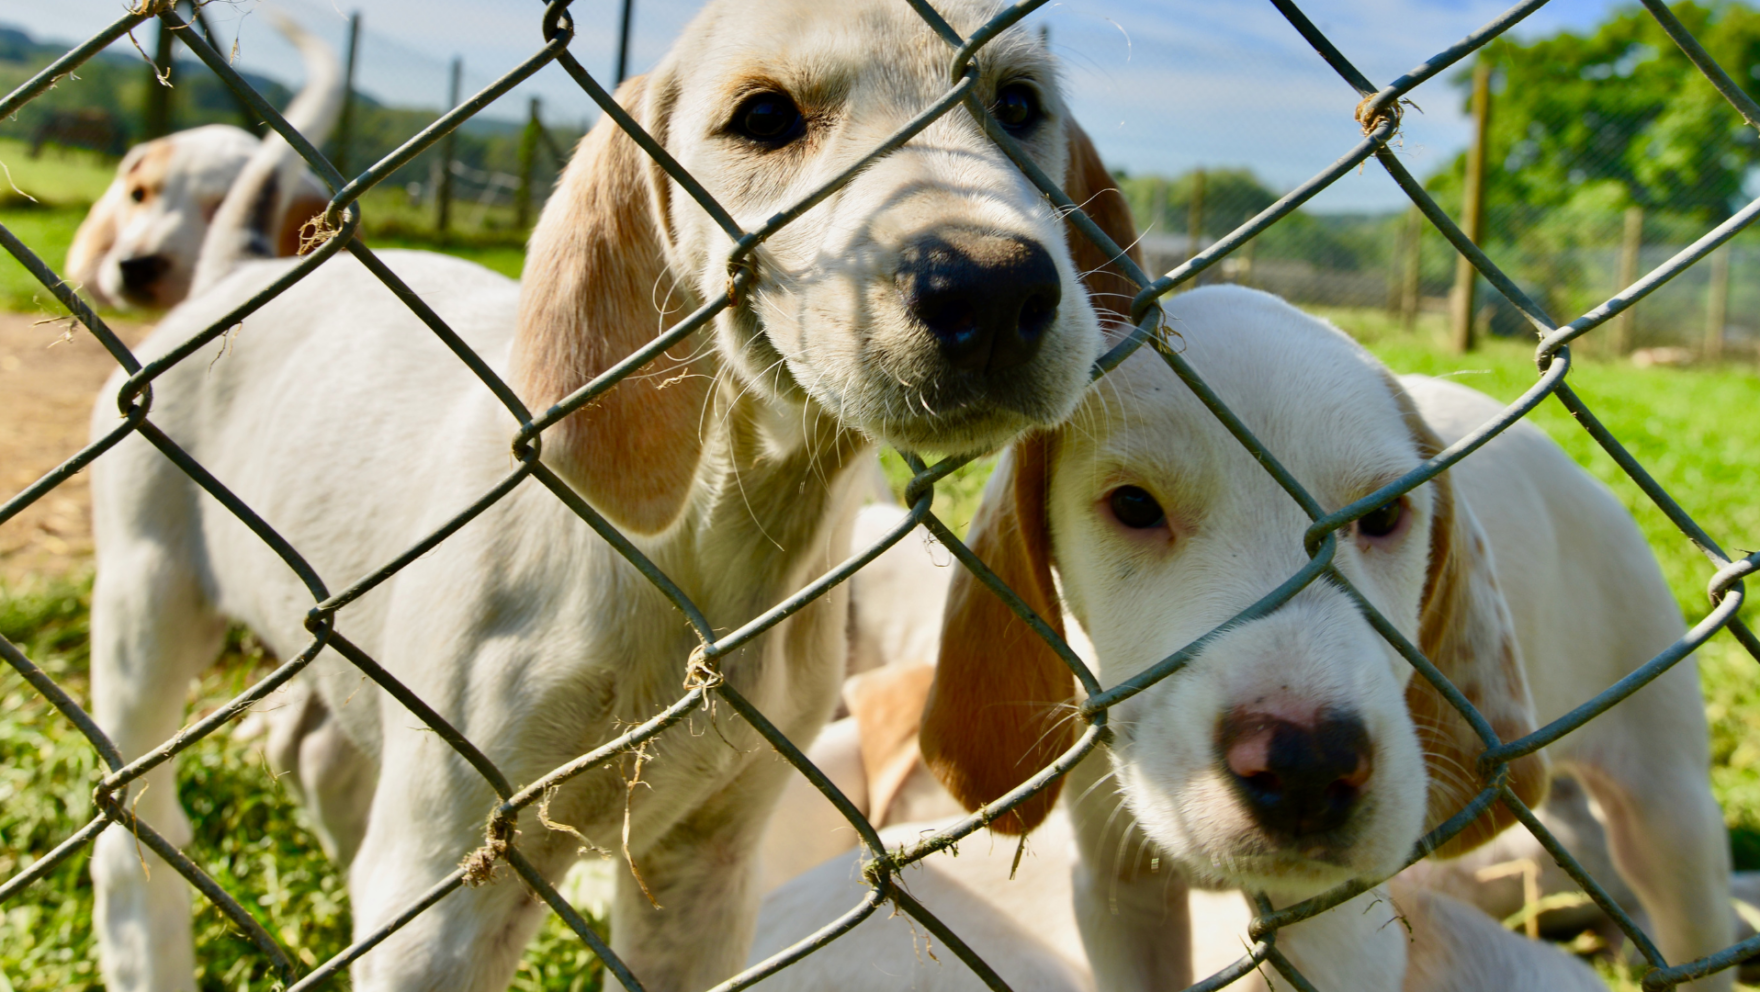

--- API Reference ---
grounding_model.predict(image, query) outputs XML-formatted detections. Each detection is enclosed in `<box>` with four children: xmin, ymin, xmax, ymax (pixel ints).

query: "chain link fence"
<box><xmin>1</xmin><ymin>0</ymin><xmax>1757</xmax><ymax>989</ymax></box>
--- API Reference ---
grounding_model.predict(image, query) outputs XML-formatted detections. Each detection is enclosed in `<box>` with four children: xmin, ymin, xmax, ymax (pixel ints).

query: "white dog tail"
<box><xmin>190</xmin><ymin>11</ymin><xmax>344</xmax><ymax>297</ymax></box>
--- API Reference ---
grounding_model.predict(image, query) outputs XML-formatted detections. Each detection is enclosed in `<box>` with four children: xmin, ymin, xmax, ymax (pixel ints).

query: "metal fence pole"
<box><xmin>435</xmin><ymin>55</ymin><xmax>462</xmax><ymax>237</ymax></box>
<box><xmin>615</xmin><ymin>0</ymin><xmax>636</xmax><ymax>86</ymax></box>
<box><xmin>1613</xmin><ymin>205</ymin><xmax>1645</xmax><ymax>355</ymax></box>
<box><xmin>1449</xmin><ymin>59</ymin><xmax>1491</xmax><ymax>353</ymax></box>
<box><xmin>334</xmin><ymin>12</ymin><xmax>361</xmax><ymax>178</ymax></box>
<box><xmin>1704</xmin><ymin>244</ymin><xmax>1729</xmax><ymax>362</ymax></box>
<box><xmin>516</xmin><ymin>97</ymin><xmax>542</xmax><ymax>231</ymax></box>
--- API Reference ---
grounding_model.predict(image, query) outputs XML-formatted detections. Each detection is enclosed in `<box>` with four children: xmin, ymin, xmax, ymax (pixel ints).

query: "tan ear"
<box><xmin>513</xmin><ymin>75</ymin><xmax>709</xmax><ymax>535</ymax></box>
<box><xmin>844</xmin><ymin>661</ymin><xmax>936</xmax><ymax>826</ymax></box>
<box><xmin>921</xmin><ymin>433</ymin><xmax>1073</xmax><ymax>835</ymax></box>
<box><xmin>66</xmin><ymin>179</ymin><xmax>126</xmax><ymax>299</ymax></box>
<box><xmin>1061</xmin><ymin>122</ymin><xmax>1142</xmax><ymax>326</ymax></box>
<box><xmin>1391</xmin><ymin>381</ymin><xmax>1549</xmax><ymax>857</ymax></box>
<box><xmin>275</xmin><ymin>192</ymin><xmax>331</xmax><ymax>258</ymax></box>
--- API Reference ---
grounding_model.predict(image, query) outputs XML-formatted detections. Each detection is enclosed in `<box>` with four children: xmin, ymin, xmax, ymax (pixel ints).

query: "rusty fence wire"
<box><xmin>2</xmin><ymin>0</ymin><xmax>1758</xmax><ymax>989</ymax></box>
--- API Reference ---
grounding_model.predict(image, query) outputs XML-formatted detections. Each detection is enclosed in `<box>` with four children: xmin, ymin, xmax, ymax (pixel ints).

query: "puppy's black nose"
<box><xmin>1221</xmin><ymin>709</ymin><xmax>1372</xmax><ymax>839</ymax></box>
<box><xmin>118</xmin><ymin>254</ymin><xmax>170</xmax><ymax>293</ymax></box>
<box><xmin>896</xmin><ymin>230</ymin><xmax>1060</xmax><ymax>373</ymax></box>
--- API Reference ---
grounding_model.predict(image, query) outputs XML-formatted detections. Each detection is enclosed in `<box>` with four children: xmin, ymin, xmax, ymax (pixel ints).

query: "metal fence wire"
<box><xmin>2</xmin><ymin>0</ymin><xmax>1758</xmax><ymax>989</ymax></box>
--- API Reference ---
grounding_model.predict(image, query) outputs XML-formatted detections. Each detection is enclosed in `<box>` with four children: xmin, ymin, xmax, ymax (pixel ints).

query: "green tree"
<box><xmin>1432</xmin><ymin>1</ymin><xmax>1760</xmax><ymax>225</ymax></box>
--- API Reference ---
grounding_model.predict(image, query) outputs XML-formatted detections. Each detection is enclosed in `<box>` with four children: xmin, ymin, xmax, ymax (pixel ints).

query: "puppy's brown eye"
<box><xmin>1109</xmin><ymin>486</ymin><xmax>1166</xmax><ymax>530</ymax></box>
<box><xmin>129</xmin><ymin>187</ymin><xmax>147</xmax><ymax>203</ymax></box>
<box><xmin>1357</xmin><ymin>499</ymin><xmax>1403</xmax><ymax>538</ymax></box>
<box><xmin>992</xmin><ymin>83</ymin><xmax>1042</xmax><ymax>132</ymax></box>
<box><xmin>732</xmin><ymin>92</ymin><xmax>804</xmax><ymax>147</ymax></box>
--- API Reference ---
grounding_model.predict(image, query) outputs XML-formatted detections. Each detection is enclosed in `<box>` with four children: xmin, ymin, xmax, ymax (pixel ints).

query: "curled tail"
<box><xmin>190</xmin><ymin>11</ymin><xmax>344</xmax><ymax>297</ymax></box>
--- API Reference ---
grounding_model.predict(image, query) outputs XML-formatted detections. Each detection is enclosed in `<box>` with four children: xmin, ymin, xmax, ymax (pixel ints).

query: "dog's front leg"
<box><xmin>346</xmin><ymin>724</ymin><xmax>575</xmax><ymax>992</ymax></box>
<box><xmin>605</xmin><ymin>753</ymin><xmax>792</xmax><ymax>992</ymax></box>
<box><xmin>1265</xmin><ymin>886</ymin><xmax>1406</xmax><ymax>992</ymax></box>
<box><xmin>1064</xmin><ymin>755</ymin><xmax>1193</xmax><ymax>991</ymax></box>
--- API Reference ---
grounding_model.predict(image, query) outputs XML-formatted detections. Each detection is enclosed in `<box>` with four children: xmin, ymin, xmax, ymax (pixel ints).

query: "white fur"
<box><xmin>85</xmin><ymin>3</ymin><xmax>1105</xmax><ymax>991</ymax></box>
<box><xmin>750</xmin><ymin>809</ymin><xmax>1603</xmax><ymax>992</ymax></box>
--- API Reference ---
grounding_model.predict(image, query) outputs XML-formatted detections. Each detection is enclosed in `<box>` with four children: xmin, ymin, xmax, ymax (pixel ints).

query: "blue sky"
<box><xmin>7</xmin><ymin>0</ymin><xmax>1625</xmax><ymax>212</ymax></box>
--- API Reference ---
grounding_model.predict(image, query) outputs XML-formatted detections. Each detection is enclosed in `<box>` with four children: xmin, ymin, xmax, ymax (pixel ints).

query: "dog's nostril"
<box><xmin>1221</xmin><ymin>709</ymin><xmax>1372</xmax><ymax>840</ymax></box>
<box><xmin>896</xmin><ymin>230</ymin><xmax>1061</xmax><ymax>374</ymax></box>
<box><xmin>118</xmin><ymin>254</ymin><xmax>170</xmax><ymax>292</ymax></box>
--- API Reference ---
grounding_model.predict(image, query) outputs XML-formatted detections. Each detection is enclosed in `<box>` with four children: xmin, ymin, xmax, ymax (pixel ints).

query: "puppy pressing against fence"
<box><xmin>64</xmin><ymin>13</ymin><xmax>340</xmax><ymax>310</ymax></box>
<box><xmin>905</xmin><ymin>287</ymin><xmax>1729</xmax><ymax>990</ymax></box>
<box><xmin>86</xmin><ymin>2</ymin><xmax>1135</xmax><ymax>991</ymax></box>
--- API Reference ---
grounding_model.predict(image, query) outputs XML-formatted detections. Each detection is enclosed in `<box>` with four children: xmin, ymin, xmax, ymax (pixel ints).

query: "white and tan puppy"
<box><xmin>86</xmin><ymin>2</ymin><xmax>1139</xmax><ymax>991</ymax></box>
<box><xmin>918</xmin><ymin>286</ymin><xmax>1731</xmax><ymax>990</ymax></box>
<box><xmin>750</xmin><ymin>809</ymin><xmax>1607</xmax><ymax>992</ymax></box>
<box><xmin>65</xmin><ymin>14</ymin><xmax>339</xmax><ymax>309</ymax></box>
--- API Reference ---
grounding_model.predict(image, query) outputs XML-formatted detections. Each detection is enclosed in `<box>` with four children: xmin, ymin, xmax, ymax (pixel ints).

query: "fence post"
<box><xmin>1186</xmin><ymin>168</ymin><xmax>1205</xmax><ymax>288</ymax></box>
<box><xmin>615</xmin><ymin>0</ymin><xmax>636</xmax><ymax>85</ymax></box>
<box><xmin>516</xmin><ymin>97</ymin><xmax>542</xmax><ymax>230</ymax></box>
<box><xmin>1704</xmin><ymin>244</ymin><xmax>1730</xmax><ymax>362</ymax></box>
<box><xmin>334</xmin><ymin>12</ymin><xmax>361</xmax><ymax>177</ymax></box>
<box><xmin>143</xmin><ymin>15</ymin><xmax>176</xmax><ymax>140</ymax></box>
<box><xmin>1611</xmin><ymin>206</ymin><xmax>1644</xmax><ymax>355</ymax></box>
<box><xmin>1449</xmin><ymin>59</ymin><xmax>1491</xmax><ymax>353</ymax></box>
<box><xmin>1399</xmin><ymin>208</ymin><xmax>1423</xmax><ymax>332</ymax></box>
<box><xmin>436</xmin><ymin>56</ymin><xmax>462</xmax><ymax>237</ymax></box>
<box><xmin>190</xmin><ymin>5</ymin><xmax>260</xmax><ymax>130</ymax></box>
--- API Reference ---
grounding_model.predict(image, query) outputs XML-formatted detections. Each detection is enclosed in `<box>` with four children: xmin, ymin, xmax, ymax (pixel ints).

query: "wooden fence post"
<box><xmin>1400</xmin><ymin>207</ymin><xmax>1423</xmax><ymax>332</ymax></box>
<box><xmin>1611</xmin><ymin>205</ymin><xmax>1644</xmax><ymax>354</ymax></box>
<box><xmin>1449</xmin><ymin>60</ymin><xmax>1491</xmax><ymax>353</ymax></box>
<box><xmin>1705</xmin><ymin>244</ymin><xmax>1730</xmax><ymax>362</ymax></box>
<box><xmin>516</xmin><ymin>97</ymin><xmax>542</xmax><ymax>230</ymax></box>
<box><xmin>143</xmin><ymin>15</ymin><xmax>176</xmax><ymax>140</ymax></box>
<box><xmin>1186</xmin><ymin>168</ymin><xmax>1205</xmax><ymax>287</ymax></box>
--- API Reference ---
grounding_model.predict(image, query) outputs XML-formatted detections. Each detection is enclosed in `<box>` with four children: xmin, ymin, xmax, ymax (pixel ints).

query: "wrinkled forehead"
<box><xmin>1076</xmin><ymin>307</ymin><xmax>1425</xmax><ymax>497</ymax></box>
<box><xmin>674</xmin><ymin>0</ymin><xmax>1051</xmax><ymax>111</ymax></box>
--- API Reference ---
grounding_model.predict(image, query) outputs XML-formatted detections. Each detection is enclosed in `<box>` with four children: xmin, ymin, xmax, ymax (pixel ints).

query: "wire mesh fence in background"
<box><xmin>1</xmin><ymin>1</ymin><xmax>1757</xmax><ymax>991</ymax></box>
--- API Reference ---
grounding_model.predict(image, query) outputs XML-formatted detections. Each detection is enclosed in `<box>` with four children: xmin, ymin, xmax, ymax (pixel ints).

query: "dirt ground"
<box><xmin>0</xmin><ymin>310</ymin><xmax>149</xmax><ymax>586</ymax></box>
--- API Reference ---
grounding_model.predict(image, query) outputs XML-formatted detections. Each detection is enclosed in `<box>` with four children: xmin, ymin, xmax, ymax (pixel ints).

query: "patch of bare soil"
<box><xmin>0</xmin><ymin>310</ymin><xmax>150</xmax><ymax>586</ymax></box>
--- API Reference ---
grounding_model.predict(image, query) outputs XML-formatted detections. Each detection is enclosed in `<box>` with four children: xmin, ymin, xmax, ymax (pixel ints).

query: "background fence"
<box><xmin>1</xmin><ymin>1</ymin><xmax>1758</xmax><ymax>991</ymax></box>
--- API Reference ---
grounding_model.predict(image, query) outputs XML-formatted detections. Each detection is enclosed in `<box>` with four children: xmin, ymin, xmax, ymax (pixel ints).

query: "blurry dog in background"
<box><xmin>64</xmin><ymin>13</ymin><xmax>340</xmax><ymax>309</ymax></box>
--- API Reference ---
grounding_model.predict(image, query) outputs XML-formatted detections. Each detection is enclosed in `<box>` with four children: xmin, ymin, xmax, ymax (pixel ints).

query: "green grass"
<box><xmin>0</xmin><ymin>576</ymin><xmax>607</xmax><ymax>991</ymax></box>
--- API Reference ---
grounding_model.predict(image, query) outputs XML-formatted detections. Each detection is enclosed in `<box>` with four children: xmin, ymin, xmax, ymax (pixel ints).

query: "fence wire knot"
<box><xmin>684</xmin><ymin>643</ymin><xmax>723</xmax><ymax>691</ymax></box>
<box><xmin>461</xmin><ymin>812</ymin><xmax>515</xmax><ymax>886</ymax></box>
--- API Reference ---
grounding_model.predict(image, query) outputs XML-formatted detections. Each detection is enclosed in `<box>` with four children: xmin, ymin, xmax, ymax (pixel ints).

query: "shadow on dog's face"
<box><xmin>650</xmin><ymin>0</ymin><xmax>1102</xmax><ymax>456</ymax></box>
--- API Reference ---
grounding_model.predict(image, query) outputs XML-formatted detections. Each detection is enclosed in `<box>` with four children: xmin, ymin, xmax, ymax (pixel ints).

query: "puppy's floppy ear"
<box><xmin>921</xmin><ymin>434</ymin><xmax>1074</xmax><ymax>835</ymax></box>
<box><xmin>515</xmin><ymin>75</ymin><xmax>709</xmax><ymax>535</ymax></box>
<box><xmin>1389</xmin><ymin>379</ymin><xmax>1549</xmax><ymax>856</ymax></box>
<box><xmin>1061</xmin><ymin>122</ymin><xmax>1142</xmax><ymax>327</ymax></box>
